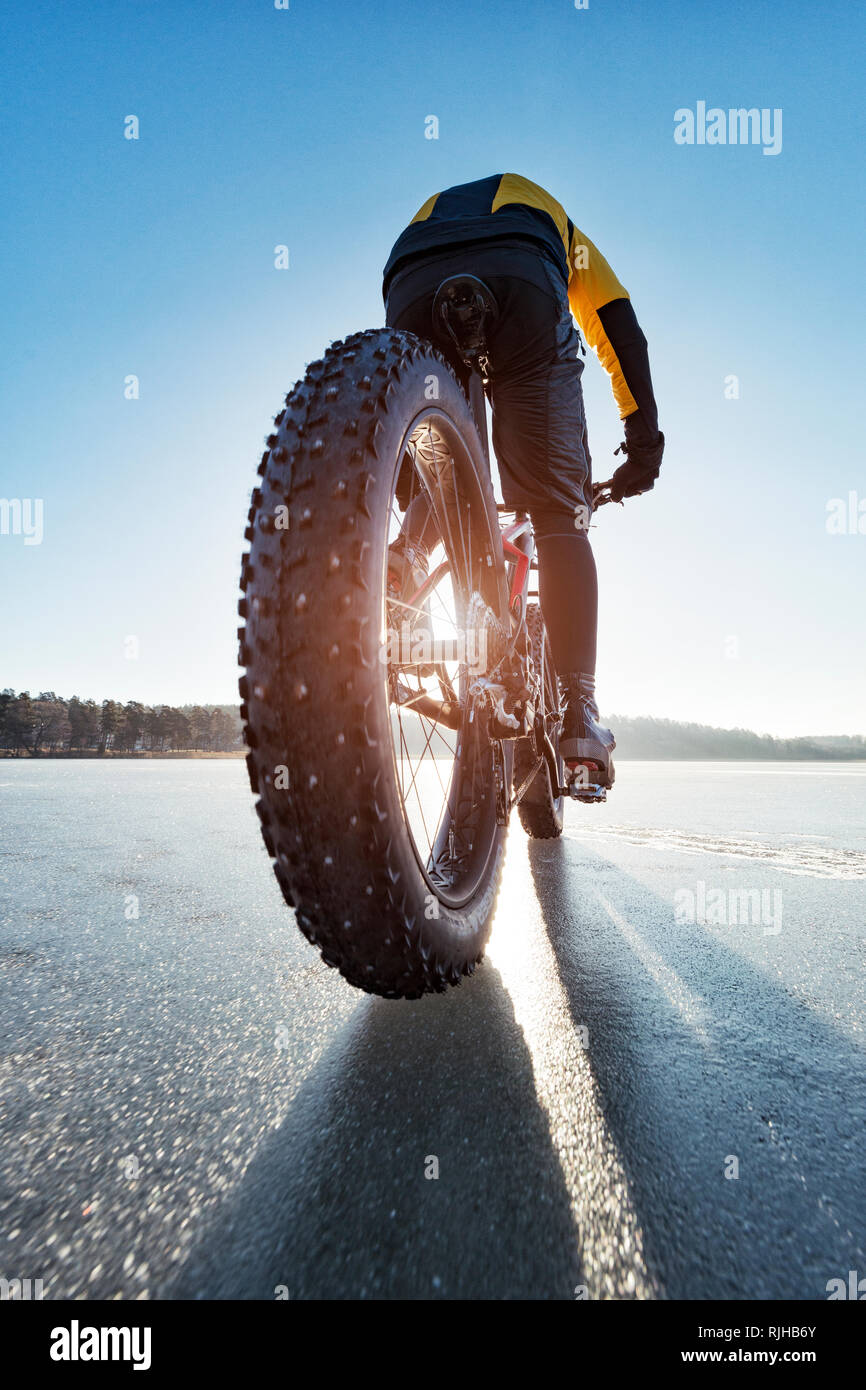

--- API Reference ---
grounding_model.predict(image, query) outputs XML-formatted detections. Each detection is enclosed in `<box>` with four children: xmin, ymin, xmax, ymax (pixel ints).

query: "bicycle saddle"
<box><xmin>432</xmin><ymin>274</ymin><xmax>499</xmax><ymax>371</ymax></box>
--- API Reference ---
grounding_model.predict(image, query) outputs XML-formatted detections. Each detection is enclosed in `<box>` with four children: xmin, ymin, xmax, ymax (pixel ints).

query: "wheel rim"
<box><xmin>384</xmin><ymin>407</ymin><xmax>506</xmax><ymax>908</ymax></box>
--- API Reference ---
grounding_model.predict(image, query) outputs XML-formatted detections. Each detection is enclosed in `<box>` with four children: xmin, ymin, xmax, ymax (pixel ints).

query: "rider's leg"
<box><xmin>385</xmin><ymin>488</ymin><xmax>435</xmax><ymax>644</ymax></box>
<box><xmin>527</xmin><ymin>508</ymin><xmax>614</xmax><ymax>785</ymax></box>
<box><xmin>384</xmin><ymin>241</ymin><xmax>615</xmax><ymax>783</ymax></box>
<box><xmin>531</xmin><ymin>518</ymin><xmax>597</xmax><ymax>674</ymax></box>
<box><xmin>395</xmin><ymin>488</ymin><xmax>439</xmax><ymax>556</ymax></box>
<box><xmin>480</xmin><ymin>255</ymin><xmax>616</xmax><ymax>785</ymax></box>
<box><xmin>481</xmin><ymin>258</ymin><xmax>596</xmax><ymax>674</ymax></box>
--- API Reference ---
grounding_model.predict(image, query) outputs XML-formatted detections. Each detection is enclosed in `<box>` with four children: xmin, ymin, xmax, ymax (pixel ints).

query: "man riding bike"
<box><xmin>382</xmin><ymin>172</ymin><xmax>664</xmax><ymax>789</ymax></box>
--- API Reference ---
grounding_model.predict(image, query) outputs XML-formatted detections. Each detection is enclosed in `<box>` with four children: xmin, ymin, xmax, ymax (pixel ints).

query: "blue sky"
<box><xmin>1</xmin><ymin>0</ymin><xmax>863</xmax><ymax>735</ymax></box>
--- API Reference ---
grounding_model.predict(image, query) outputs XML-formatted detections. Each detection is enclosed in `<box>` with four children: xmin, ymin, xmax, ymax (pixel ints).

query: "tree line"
<box><xmin>609</xmin><ymin>715</ymin><xmax>866</xmax><ymax>760</ymax></box>
<box><xmin>3</xmin><ymin>689</ymin><xmax>863</xmax><ymax>760</ymax></box>
<box><xmin>0</xmin><ymin>690</ymin><xmax>242</xmax><ymax>756</ymax></box>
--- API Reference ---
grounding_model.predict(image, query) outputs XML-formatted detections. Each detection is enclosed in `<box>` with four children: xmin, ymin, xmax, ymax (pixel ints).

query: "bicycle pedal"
<box><xmin>568</xmin><ymin>783</ymin><xmax>607</xmax><ymax>803</ymax></box>
<box><xmin>563</xmin><ymin>758</ymin><xmax>608</xmax><ymax>802</ymax></box>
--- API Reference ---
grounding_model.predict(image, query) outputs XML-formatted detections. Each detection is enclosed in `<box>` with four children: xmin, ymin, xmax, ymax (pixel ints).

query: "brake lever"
<box><xmin>592</xmin><ymin>478</ymin><xmax>623</xmax><ymax>509</ymax></box>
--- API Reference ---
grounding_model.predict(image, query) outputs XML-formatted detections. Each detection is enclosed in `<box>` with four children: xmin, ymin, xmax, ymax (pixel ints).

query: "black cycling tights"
<box><xmin>532</xmin><ymin>525</ymin><xmax>598</xmax><ymax>680</ymax></box>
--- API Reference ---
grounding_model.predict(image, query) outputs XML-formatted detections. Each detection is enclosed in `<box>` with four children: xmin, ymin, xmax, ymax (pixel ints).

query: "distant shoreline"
<box><xmin>0</xmin><ymin>749</ymin><xmax>246</xmax><ymax>760</ymax></box>
<box><xmin>3</xmin><ymin>751</ymin><xmax>866</xmax><ymax>764</ymax></box>
<box><xmin>4</xmin><ymin>693</ymin><xmax>863</xmax><ymax>761</ymax></box>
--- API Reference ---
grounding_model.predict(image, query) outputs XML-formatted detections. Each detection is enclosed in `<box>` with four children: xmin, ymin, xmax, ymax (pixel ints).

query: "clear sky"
<box><xmin>1</xmin><ymin>0</ymin><xmax>863</xmax><ymax>736</ymax></box>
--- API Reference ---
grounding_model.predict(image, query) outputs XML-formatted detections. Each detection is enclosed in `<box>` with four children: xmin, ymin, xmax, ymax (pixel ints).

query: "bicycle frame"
<box><xmin>501</xmin><ymin>515</ymin><xmax>534</xmax><ymax>618</ymax></box>
<box><xmin>397</xmin><ymin>512</ymin><xmax>536</xmax><ymax>667</ymax></box>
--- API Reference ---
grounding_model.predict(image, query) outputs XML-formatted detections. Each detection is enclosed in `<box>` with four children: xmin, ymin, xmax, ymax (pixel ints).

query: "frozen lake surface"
<box><xmin>1</xmin><ymin>759</ymin><xmax>864</xmax><ymax>1299</ymax></box>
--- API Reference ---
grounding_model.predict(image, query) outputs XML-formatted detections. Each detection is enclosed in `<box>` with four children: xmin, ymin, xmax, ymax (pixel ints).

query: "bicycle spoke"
<box><xmin>386</xmin><ymin>406</ymin><xmax>504</xmax><ymax>899</ymax></box>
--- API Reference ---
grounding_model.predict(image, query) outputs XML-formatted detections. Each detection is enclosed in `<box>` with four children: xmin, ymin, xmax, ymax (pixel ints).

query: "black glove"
<box><xmin>610</xmin><ymin>428</ymin><xmax>665</xmax><ymax>502</ymax></box>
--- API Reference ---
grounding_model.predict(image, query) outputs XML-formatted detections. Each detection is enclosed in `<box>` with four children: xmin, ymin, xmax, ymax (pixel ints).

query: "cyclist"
<box><xmin>382</xmin><ymin>173</ymin><xmax>664</xmax><ymax>788</ymax></box>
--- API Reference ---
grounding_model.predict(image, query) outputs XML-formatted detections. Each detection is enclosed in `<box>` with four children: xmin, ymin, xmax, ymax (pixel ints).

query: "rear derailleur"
<box><xmin>470</xmin><ymin>660</ymin><xmax>535</xmax><ymax>741</ymax></box>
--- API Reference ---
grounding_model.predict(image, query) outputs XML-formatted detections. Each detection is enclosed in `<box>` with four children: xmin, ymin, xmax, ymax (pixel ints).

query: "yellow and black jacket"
<box><xmin>383</xmin><ymin>173</ymin><xmax>658</xmax><ymax>443</ymax></box>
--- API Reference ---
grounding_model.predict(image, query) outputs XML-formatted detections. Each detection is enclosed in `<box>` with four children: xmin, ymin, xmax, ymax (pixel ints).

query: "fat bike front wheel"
<box><xmin>239</xmin><ymin>329</ymin><xmax>512</xmax><ymax>998</ymax></box>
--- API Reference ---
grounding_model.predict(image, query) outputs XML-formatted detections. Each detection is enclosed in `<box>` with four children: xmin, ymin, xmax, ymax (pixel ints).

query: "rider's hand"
<box><xmin>609</xmin><ymin>428</ymin><xmax>665</xmax><ymax>502</ymax></box>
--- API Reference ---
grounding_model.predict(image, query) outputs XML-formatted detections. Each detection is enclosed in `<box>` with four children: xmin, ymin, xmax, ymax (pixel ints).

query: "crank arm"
<box><xmin>538</xmin><ymin>729</ymin><xmax>560</xmax><ymax>791</ymax></box>
<box><xmin>509</xmin><ymin>755</ymin><xmax>545</xmax><ymax>810</ymax></box>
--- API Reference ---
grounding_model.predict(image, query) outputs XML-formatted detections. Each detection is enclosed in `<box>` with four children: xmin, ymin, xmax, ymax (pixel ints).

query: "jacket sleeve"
<box><xmin>566</xmin><ymin>224</ymin><xmax>659</xmax><ymax>443</ymax></box>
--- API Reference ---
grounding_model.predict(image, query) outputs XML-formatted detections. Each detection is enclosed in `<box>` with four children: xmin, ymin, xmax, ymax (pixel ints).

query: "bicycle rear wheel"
<box><xmin>514</xmin><ymin>605</ymin><xmax>565</xmax><ymax>839</ymax></box>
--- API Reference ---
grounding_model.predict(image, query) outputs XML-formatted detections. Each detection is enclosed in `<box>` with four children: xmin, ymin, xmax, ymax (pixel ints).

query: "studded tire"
<box><xmin>239</xmin><ymin>328</ymin><xmax>510</xmax><ymax>999</ymax></box>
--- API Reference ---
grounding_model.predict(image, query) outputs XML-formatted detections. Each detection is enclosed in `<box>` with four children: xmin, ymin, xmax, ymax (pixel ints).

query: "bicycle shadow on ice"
<box><xmin>169</xmin><ymin>955</ymin><xmax>587</xmax><ymax>1300</ymax></box>
<box><xmin>524</xmin><ymin>830</ymin><xmax>866</xmax><ymax>1300</ymax></box>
